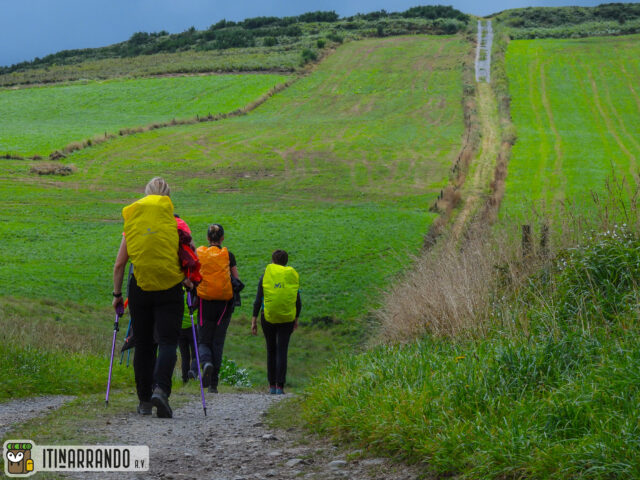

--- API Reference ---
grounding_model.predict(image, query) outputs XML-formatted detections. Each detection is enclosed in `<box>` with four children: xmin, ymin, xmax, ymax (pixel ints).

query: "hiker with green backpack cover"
<box><xmin>251</xmin><ymin>250</ymin><xmax>301</xmax><ymax>395</ymax></box>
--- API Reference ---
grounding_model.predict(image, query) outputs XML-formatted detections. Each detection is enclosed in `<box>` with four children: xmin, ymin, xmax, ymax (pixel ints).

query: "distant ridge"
<box><xmin>1</xmin><ymin>5</ymin><xmax>468</xmax><ymax>74</ymax></box>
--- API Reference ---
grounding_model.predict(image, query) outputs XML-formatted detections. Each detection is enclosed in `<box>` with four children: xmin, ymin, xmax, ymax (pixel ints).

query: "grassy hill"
<box><xmin>0</xmin><ymin>74</ymin><xmax>290</xmax><ymax>157</ymax></box>
<box><xmin>299</xmin><ymin>8</ymin><xmax>640</xmax><ymax>479</ymax></box>
<box><xmin>493</xmin><ymin>3</ymin><xmax>640</xmax><ymax>39</ymax></box>
<box><xmin>503</xmin><ymin>34</ymin><xmax>640</xmax><ymax>219</ymax></box>
<box><xmin>0</xmin><ymin>34</ymin><xmax>470</xmax><ymax>395</ymax></box>
<box><xmin>0</xmin><ymin>6</ymin><xmax>469</xmax><ymax>87</ymax></box>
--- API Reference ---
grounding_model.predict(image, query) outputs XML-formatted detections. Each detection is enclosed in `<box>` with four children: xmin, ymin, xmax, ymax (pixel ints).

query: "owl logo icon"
<box><xmin>5</xmin><ymin>442</ymin><xmax>34</xmax><ymax>476</ymax></box>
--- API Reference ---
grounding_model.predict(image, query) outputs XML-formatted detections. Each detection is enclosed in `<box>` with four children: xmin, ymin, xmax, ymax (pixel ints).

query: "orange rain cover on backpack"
<box><xmin>196</xmin><ymin>246</ymin><xmax>233</xmax><ymax>301</ymax></box>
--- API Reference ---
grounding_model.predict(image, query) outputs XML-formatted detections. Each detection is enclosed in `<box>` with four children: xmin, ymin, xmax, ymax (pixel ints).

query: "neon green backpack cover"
<box><xmin>263</xmin><ymin>263</ymin><xmax>299</xmax><ymax>324</ymax></box>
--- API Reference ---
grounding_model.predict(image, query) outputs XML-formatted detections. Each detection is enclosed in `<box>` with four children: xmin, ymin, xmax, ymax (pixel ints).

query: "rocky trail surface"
<box><xmin>0</xmin><ymin>395</ymin><xmax>75</xmax><ymax>440</ymax></box>
<box><xmin>62</xmin><ymin>393</ymin><xmax>420</xmax><ymax>480</ymax></box>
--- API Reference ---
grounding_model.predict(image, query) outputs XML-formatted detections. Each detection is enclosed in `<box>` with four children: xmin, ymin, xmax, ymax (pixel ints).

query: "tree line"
<box><xmin>0</xmin><ymin>6</ymin><xmax>469</xmax><ymax>74</ymax></box>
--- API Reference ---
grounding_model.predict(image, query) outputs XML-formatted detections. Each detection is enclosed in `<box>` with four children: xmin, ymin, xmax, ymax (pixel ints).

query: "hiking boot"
<box><xmin>137</xmin><ymin>401</ymin><xmax>152</xmax><ymax>415</ymax></box>
<box><xmin>151</xmin><ymin>387</ymin><xmax>173</xmax><ymax>418</ymax></box>
<box><xmin>269</xmin><ymin>386</ymin><xmax>277</xmax><ymax>394</ymax></box>
<box><xmin>188</xmin><ymin>369</ymin><xmax>197</xmax><ymax>380</ymax></box>
<box><xmin>202</xmin><ymin>363</ymin><xmax>213</xmax><ymax>388</ymax></box>
<box><xmin>208</xmin><ymin>385</ymin><xmax>218</xmax><ymax>394</ymax></box>
<box><xmin>275</xmin><ymin>388</ymin><xmax>285</xmax><ymax>395</ymax></box>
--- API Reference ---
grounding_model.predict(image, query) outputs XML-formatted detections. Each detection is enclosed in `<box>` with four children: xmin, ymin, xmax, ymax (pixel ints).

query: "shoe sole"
<box><xmin>151</xmin><ymin>396</ymin><xmax>173</xmax><ymax>418</ymax></box>
<box><xmin>202</xmin><ymin>363</ymin><xmax>213</xmax><ymax>388</ymax></box>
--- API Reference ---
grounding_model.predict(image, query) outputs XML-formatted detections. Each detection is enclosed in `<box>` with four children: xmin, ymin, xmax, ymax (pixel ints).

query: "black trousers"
<box><xmin>129</xmin><ymin>275</ymin><xmax>184</xmax><ymax>402</ymax></box>
<box><xmin>198</xmin><ymin>299</ymin><xmax>232</xmax><ymax>387</ymax></box>
<box><xmin>178</xmin><ymin>327</ymin><xmax>197</xmax><ymax>381</ymax></box>
<box><xmin>261</xmin><ymin>316</ymin><xmax>294</xmax><ymax>388</ymax></box>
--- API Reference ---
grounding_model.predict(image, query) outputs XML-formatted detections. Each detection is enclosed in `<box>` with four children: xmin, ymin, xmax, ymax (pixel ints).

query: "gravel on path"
<box><xmin>476</xmin><ymin>20</ymin><xmax>493</xmax><ymax>83</ymax></box>
<box><xmin>0</xmin><ymin>395</ymin><xmax>75</xmax><ymax>441</ymax></box>
<box><xmin>63</xmin><ymin>393</ymin><xmax>420</xmax><ymax>480</ymax></box>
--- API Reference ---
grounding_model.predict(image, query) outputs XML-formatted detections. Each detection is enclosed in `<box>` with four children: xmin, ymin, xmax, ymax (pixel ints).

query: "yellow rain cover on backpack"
<box><xmin>263</xmin><ymin>263</ymin><xmax>299</xmax><ymax>324</ymax></box>
<box><xmin>196</xmin><ymin>246</ymin><xmax>233</xmax><ymax>301</ymax></box>
<box><xmin>122</xmin><ymin>195</ymin><xmax>183</xmax><ymax>291</ymax></box>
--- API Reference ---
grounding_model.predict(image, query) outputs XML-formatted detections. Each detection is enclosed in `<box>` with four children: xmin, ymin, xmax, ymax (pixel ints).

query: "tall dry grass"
<box><xmin>375</xmin><ymin>229</ymin><xmax>522</xmax><ymax>342</ymax></box>
<box><xmin>376</xmin><ymin>173</ymin><xmax>640</xmax><ymax>344</ymax></box>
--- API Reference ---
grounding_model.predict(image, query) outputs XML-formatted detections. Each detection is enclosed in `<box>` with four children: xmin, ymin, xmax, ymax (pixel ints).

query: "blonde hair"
<box><xmin>145</xmin><ymin>177</ymin><xmax>171</xmax><ymax>196</ymax></box>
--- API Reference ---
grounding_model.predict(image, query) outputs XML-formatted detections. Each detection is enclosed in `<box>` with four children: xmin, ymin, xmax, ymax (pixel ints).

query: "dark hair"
<box><xmin>272</xmin><ymin>249</ymin><xmax>288</xmax><ymax>266</ymax></box>
<box><xmin>207</xmin><ymin>224</ymin><xmax>224</xmax><ymax>244</ymax></box>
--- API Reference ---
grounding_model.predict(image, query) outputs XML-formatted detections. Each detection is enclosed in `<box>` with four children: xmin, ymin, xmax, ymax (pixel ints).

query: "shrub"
<box><xmin>327</xmin><ymin>32</ymin><xmax>343</xmax><ymax>44</ymax></box>
<box><xmin>301</xmin><ymin>48</ymin><xmax>318</xmax><ymax>65</ymax></box>
<box><xmin>554</xmin><ymin>226</ymin><xmax>640</xmax><ymax>324</ymax></box>
<box><xmin>219</xmin><ymin>357</ymin><xmax>251</xmax><ymax>387</ymax></box>
<box><xmin>264</xmin><ymin>36</ymin><xmax>277</xmax><ymax>47</ymax></box>
<box><xmin>297</xmin><ymin>11</ymin><xmax>339</xmax><ymax>23</ymax></box>
<box><xmin>316</xmin><ymin>38</ymin><xmax>326</xmax><ymax>48</ymax></box>
<box><xmin>30</xmin><ymin>163</ymin><xmax>76</xmax><ymax>176</ymax></box>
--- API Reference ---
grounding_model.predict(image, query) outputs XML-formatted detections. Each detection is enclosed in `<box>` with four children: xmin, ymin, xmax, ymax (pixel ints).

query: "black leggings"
<box><xmin>178</xmin><ymin>327</ymin><xmax>197</xmax><ymax>381</ymax></box>
<box><xmin>198</xmin><ymin>299</ymin><xmax>232</xmax><ymax>387</ymax></box>
<box><xmin>261</xmin><ymin>316</ymin><xmax>294</xmax><ymax>388</ymax></box>
<box><xmin>129</xmin><ymin>275</ymin><xmax>183</xmax><ymax>401</ymax></box>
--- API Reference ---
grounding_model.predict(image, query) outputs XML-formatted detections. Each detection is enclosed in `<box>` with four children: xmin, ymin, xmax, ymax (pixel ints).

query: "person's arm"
<box><xmin>294</xmin><ymin>291</ymin><xmax>301</xmax><ymax>330</ymax></box>
<box><xmin>229</xmin><ymin>252</ymin><xmax>239</xmax><ymax>279</ymax></box>
<box><xmin>251</xmin><ymin>275</ymin><xmax>264</xmax><ymax>335</ymax></box>
<box><xmin>112</xmin><ymin>236</ymin><xmax>129</xmax><ymax>309</ymax></box>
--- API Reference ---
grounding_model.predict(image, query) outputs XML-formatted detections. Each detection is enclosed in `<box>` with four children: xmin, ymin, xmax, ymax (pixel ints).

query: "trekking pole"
<box><xmin>187</xmin><ymin>290</ymin><xmax>207</xmax><ymax>416</ymax></box>
<box><xmin>106</xmin><ymin>302</ymin><xmax>125</xmax><ymax>407</ymax></box>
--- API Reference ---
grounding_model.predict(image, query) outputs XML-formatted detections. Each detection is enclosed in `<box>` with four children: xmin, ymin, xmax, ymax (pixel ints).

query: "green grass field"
<box><xmin>0</xmin><ymin>35</ymin><xmax>469</xmax><ymax>393</ymax></box>
<box><xmin>0</xmin><ymin>47</ymin><xmax>303</xmax><ymax>87</ymax></box>
<box><xmin>0</xmin><ymin>74</ymin><xmax>290</xmax><ymax>156</ymax></box>
<box><xmin>503</xmin><ymin>34</ymin><xmax>640</xmax><ymax>219</ymax></box>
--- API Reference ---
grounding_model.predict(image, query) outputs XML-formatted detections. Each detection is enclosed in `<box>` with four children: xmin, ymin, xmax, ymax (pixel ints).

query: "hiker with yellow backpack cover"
<box><xmin>251</xmin><ymin>250</ymin><xmax>301</xmax><ymax>395</ymax></box>
<box><xmin>112</xmin><ymin>177</ymin><xmax>193</xmax><ymax>419</ymax></box>
<box><xmin>196</xmin><ymin>223</ymin><xmax>241</xmax><ymax>393</ymax></box>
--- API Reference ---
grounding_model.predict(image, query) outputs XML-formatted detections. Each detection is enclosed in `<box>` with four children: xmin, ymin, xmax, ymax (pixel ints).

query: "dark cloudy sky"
<box><xmin>0</xmin><ymin>0</ymin><xmax>622</xmax><ymax>67</ymax></box>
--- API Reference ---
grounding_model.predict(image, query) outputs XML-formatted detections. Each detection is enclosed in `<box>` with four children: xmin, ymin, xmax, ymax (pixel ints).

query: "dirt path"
<box><xmin>64</xmin><ymin>393</ymin><xmax>419</xmax><ymax>480</ymax></box>
<box><xmin>0</xmin><ymin>395</ymin><xmax>75</xmax><ymax>440</ymax></box>
<box><xmin>451</xmin><ymin>83</ymin><xmax>500</xmax><ymax>240</ymax></box>
<box><xmin>447</xmin><ymin>19</ymin><xmax>500</xmax><ymax>240</ymax></box>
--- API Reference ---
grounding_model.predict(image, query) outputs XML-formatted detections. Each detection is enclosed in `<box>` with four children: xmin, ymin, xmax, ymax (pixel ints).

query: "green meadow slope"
<box><xmin>503</xmin><ymin>34</ymin><xmax>640</xmax><ymax>219</ymax></box>
<box><xmin>0</xmin><ymin>35</ymin><xmax>469</xmax><ymax>392</ymax></box>
<box><xmin>0</xmin><ymin>74</ymin><xmax>290</xmax><ymax>157</ymax></box>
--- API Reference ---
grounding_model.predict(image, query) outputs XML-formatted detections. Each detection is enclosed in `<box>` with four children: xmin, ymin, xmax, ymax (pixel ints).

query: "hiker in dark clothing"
<box><xmin>178</xmin><ymin>309</ymin><xmax>198</xmax><ymax>383</ymax></box>
<box><xmin>251</xmin><ymin>250</ymin><xmax>301</xmax><ymax>395</ymax></box>
<box><xmin>196</xmin><ymin>224</ymin><xmax>240</xmax><ymax>393</ymax></box>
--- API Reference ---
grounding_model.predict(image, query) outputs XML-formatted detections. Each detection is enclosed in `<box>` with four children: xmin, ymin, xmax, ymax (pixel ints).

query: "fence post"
<box><xmin>540</xmin><ymin>222</ymin><xmax>549</xmax><ymax>259</ymax></box>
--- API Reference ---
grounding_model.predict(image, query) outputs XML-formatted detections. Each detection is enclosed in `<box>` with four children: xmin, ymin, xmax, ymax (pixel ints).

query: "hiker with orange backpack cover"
<box><xmin>196</xmin><ymin>223</ymin><xmax>241</xmax><ymax>393</ymax></box>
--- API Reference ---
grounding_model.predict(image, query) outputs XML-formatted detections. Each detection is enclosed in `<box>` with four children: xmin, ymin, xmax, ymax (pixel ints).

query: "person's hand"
<box><xmin>182</xmin><ymin>277</ymin><xmax>194</xmax><ymax>289</ymax></box>
<box><xmin>251</xmin><ymin>317</ymin><xmax>258</xmax><ymax>336</ymax></box>
<box><xmin>293</xmin><ymin>318</ymin><xmax>299</xmax><ymax>331</ymax></box>
<box><xmin>112</xmin><ymin>295</ymin><xmax>124</xmax><ymax>311</ymax></box>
